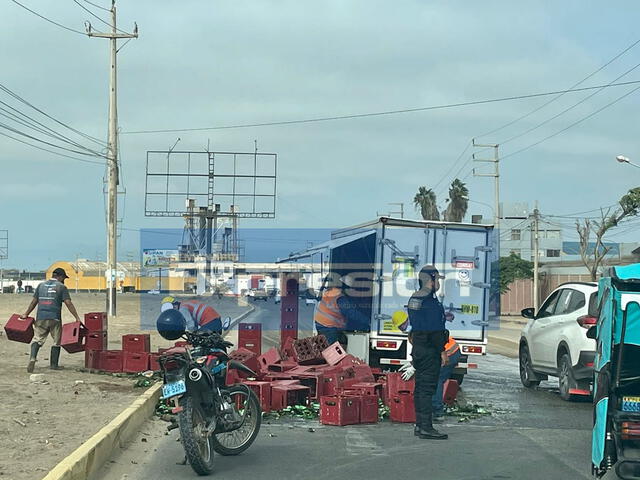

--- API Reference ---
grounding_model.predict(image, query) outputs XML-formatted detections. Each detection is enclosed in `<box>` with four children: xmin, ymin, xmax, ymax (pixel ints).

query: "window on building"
<box><xmin>546</xmin><ymin>249</ymin><xmax>561</xmax><ymax>258</ymax></box>
<box><xmin>511</xmin><ymin>229</ymin><xmax>521</xmax><ymax>241</ymax></box>
<box><xmin>546</xmin><ymin>230</ymin><xmax>561</xmax><ymax>239</ymax></box>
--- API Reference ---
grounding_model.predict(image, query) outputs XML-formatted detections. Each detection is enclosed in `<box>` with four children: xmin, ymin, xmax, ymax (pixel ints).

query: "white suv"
<box><xmin>518</xmin><ymin>282</ymin><xmax>598</xmax><ymax>401</ymax></box>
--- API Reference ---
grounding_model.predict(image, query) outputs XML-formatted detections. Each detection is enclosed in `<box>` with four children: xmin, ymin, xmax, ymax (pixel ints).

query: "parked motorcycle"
<box><xmin>157</xmin><ymin>311</ymin><xmax>261</xmax><ymax>476</ymax></box>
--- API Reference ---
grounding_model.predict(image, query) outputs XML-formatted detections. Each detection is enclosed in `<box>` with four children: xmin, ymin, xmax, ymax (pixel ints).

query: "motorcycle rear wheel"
<box><xmin>211</xmin><ymin>385</ymin><xmax>262</xmax><ymax>456</ymax></box>
<box><xmin>178</xmin><ymin>396</ymin><xmax>215</xmax><ymax>475</ymax></box>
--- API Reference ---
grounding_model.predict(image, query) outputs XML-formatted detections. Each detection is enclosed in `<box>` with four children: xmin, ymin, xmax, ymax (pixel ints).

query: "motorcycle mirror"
<box><xmin>222</xmin><ymin>316</ymin><xmax>231</xmax><ymax>330</ymax></box>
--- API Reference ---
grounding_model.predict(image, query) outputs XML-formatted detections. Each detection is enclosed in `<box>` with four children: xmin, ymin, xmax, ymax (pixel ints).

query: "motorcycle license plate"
<box><xmin>622</xmin><ymin>396</ymin><xmax>640</xmax><ymax>412</ymax></box>
<box><xmin>162</xmin><ymin>380</ymin><xmax>186</xmax><ymax>399</ymax></box>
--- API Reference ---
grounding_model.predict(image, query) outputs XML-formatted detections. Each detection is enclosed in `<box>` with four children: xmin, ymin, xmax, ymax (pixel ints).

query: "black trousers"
<box><xmin>411</xmin><ymin>331</ymin><xmax>445</xmax><ymax>428</ymax></box>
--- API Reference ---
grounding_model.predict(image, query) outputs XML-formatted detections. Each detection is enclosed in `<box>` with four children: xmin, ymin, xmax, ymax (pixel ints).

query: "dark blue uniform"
<box><xmin>408</xmin><ymin>291</ymin><xmax>448</xmax><ymax>430</ymax></box>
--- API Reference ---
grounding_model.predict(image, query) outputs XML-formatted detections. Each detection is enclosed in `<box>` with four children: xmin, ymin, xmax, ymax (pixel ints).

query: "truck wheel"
<box><xmin>558</xmin><ymin>353</ymin><xmax>578</xmax><ymax>401</ymax></box>
<box><xmin>519</xmin><ymin>344</ymin><xmax>541</xmax><ymax>388</ymax></box>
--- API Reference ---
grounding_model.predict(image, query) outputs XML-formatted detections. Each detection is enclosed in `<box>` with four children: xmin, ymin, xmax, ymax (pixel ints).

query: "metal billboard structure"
<box><xmin>145</xmin><ymin>150</ymin><xmax>277</xmax><ymax>219</ymax></box>
<box><xmin>0</xmin><ymin>230</ymin><xmax>7</xmax><ymax>260</ymax></box>
<box><xmin>144</xmin><ymin>150</ymin><xmax>277</xmax><ymax>285</ymax></box>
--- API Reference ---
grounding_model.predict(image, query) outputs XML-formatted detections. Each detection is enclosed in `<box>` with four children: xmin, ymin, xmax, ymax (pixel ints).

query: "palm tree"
<box><xmin>443</xmin><ymin>179</ymin><xmax>469</xmax><ymax>222</ymax></box>
<box><xmin>413</xmin><ymin>186</ymin><xmax>440</xmax><ymax>220</ymax></box>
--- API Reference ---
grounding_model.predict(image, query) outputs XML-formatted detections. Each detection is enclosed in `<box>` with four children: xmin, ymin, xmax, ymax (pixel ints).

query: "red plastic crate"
<box><xmin>386</xmin><ymin>372</ymin><xmax>415</xmax><ymax>396</ymax></box>
<box><xmin>238</xmin><ymin>322</ymin><xmax>262</xmax><ymax>356</ymax></box>
<box><xmin>122</xmin><ymin>334</ymin><xmax>151</xmax><ymax>353</ymax></box>
<box><xmin>297</xmin><ymin>372</ymin><xmax>325</xmax><ymax>400</ymax></box>
<box><xmin>359</xmin><ymin>394</ymin><xmax>379</xmax><ymax>424</ymax></box>
<box><xmin>443</xmin><ymin>379</ymin><xmax>459</xmax><ymax>406</ymax></box>
<box><xmin>337</xmin><ymin>354</ymin><xmax>365</xmax><ymax>368</ymax></box>
<box><xmin>61</xmin><ymin>321</ymin><xmax>88</xmax><ymax>353</ymax></box>
<box><xmin>84</xmin><ymin>349</ymin><xmax>101</xmax><ymax>369</ymax></box>
<box><xmin>101</xmin><ymin>350</ymin><xmax>124</xmax><ymax>372</ymax></box>
<box><xmin>149</xmin><ymin>353</ymin><xmax>161</xmax><ymax>371</ymax></box>
<box><xmin>320</xmin><ymin>395</ymin><xmax>360</xmax><ymax>426</ymax></box>
<box><xmin>267</xmin><ymin>359</ymin><xmax>298</xmax><ymax>372</ymax></box>
<box><xmin>84</xmin><ymin>312</ymin><xmax>107</xmax><ymax>332</ymax></box>
<box><xmin>4</xmin><ymin>313</ymin><xmax>35</xmax><ymax>343</ymax></box>
<box><xmin>86</xmin><ymin>331</ymin><xmax>108</xmax><ymax>351</ymax></box>
<box><xmin>123</xmin><ymin>352</ymin><xmax>150</xmax><ymax>373</ymax></box>
<box><xmin>174</xmin><ymin>341</ymin><xmax>189</xmax><ymax>348</ymax></box>
<box><xmin>271</xmin><ymin>384</ymin><xmax>310</xmax><ymax>411</ymax></box>
<box><xmin>226</xmin><ymin>367</ymin><xmax>242</xmax><ymax>385</ymax></box>
<box><xmin>322</xmin><ymin>342</ymin><xmax>348</xmax><ymax>366</ymax></box>
<box><xmin>244</xmin><ymin>380</ymin><xmax>272</xmax><ymax>412</ymax></box>
<box><xmin>280</xmin><ymin>336</ymin><xmax>296</xmax><ymax>360</ymax></box>
<box><xmin>4</xmin><ymin>314</ymin><xmax>35</xmax><ymax>343</ymax></box>
<box><xmin>349</xmin><ymin>382</ymin><xmax>383</xmax><ymax>398</ymax></box>
<box><xmin>351</xmin><ymin>365</ymin><xmax>375</xmax><ymax>382</ymax></box>
<box><xmin>228</xmin><ymin>348</ymin><xmax>259</xmax><ymax>375</ymax></box>
<box><xmin>257</xmin><ymin>347</ymin><xmax>282</xmax><ymax>373</ymax></box>
<box><xmin>389</xmin><ymin>393</ymin><xmax>416</xmax><ymax>423</ymax></box>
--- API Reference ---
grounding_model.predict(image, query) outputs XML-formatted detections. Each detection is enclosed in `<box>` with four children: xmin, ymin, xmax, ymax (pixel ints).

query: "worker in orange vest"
<box><xmin>314</xmin><ymin>274</ymin><xmax>370</xmax><ymax>345</ymax></box>
<box><xmin>161</xmin><ymin>296</ymin><xmax>222</xmax><ymax>334</ymax></box>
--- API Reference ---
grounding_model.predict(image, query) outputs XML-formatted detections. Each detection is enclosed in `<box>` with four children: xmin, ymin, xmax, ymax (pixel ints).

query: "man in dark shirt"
<box><xmin>407</xmin><ymin>265</ymin><xmax>450</xmax><ymax>440</ymax></box>
<box><xmin>21</xmin><ymin>267</ymin><xmax>81</xmax><ymax>372</ymax></box>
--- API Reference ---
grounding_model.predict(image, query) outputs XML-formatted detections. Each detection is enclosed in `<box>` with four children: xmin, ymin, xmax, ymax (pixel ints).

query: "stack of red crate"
<box><xmin>122</xmin><ymin>334</ymin><xmax>151</xmax><ymax>373</ymax></box>
<box><xmin>238</xmin><ymin>322</ymin><xmax>261</xmax><ymax>356</ymax></box>
<box><xmin>83</xmin><ymin>312</ymin><xmax>107</xmax><ymax>370</ymax></box>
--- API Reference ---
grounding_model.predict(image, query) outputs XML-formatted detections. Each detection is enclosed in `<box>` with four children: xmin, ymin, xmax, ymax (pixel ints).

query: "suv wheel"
<box><xmin>558</xmin><ymin>353</ymin><xmax>578</xmax><ymax>401</ymax></box>
<box><xmin>519</xmin><ymin>344</ymin><xmax>540</xmax><ymax>388</ymax></box>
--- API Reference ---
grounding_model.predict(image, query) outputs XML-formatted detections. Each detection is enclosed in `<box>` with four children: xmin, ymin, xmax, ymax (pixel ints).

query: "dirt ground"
<box><xmin>0</xmin><ymin>292</ymin><xmax>250</xmax><ymax>480</ymax></box>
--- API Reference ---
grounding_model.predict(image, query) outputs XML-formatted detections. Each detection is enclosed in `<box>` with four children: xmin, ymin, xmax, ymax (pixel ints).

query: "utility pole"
<box><xmin>532</xmin><ymin>204</ymin><xmax>540</xmax><ymax>314</ymax></box>
<box><xmin>472</xmin><ymin>140</ymin><xmax>500</xmax><ymax>229</ymax></box>
<box><xmin>87</xmin><ymin>2</ymin><xmax>138</xmax><ymax>317</ymax></box>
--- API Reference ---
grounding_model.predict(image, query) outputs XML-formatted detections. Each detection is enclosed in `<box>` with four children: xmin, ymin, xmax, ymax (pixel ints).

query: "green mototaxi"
<box><xmin>592</xmin><ymin>264</ymin><xmax>640</xmax><ymax>479</ymax></box>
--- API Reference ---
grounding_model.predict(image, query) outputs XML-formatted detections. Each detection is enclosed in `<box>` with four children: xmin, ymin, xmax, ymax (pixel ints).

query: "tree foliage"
<box><xmin>443</xmin><ymin>179</ymin><xmax>469</xmax><ymax>222</ymax></box>
<box><xmin>413</xmin><ymin>186</ymin><xmax>439</xmax><ymax>221</ymax></box>
<box><xmin>576</xmin><ymin>187</ymin><xmax>640</xmax><ymax>281</ymax></box>
<box><xmin>492</xmin><ymin>253</ymin><xmax>534</xmax><ymax>295</ymax></box>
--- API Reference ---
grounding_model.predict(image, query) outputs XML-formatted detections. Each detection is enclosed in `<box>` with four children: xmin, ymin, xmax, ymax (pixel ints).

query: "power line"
<box><xmin>500</xmin><ymin>83</ymin><xmax>640</xmax><ymax>162</ymax></box>
<box><xmin>72</xmin><ymin>0</ymin><xmax>131</xmax><ymax>35</ymax></box>
<box><xmin>0</xmin><ymin>121</ymin><xmax>105</xmax><ymax>159</ymax></box>
<box><xmin>430</xmin><ymin>141</ymin><xmax>471</xmax><ymax>195</ymax></box>
<box><xmin>121</xmin><ymin>79</ymin><xmax>640</xmax><ymax>135</ymax></box>
<box><xmin>0</xmin><ymin>131</ymin><xmax>104</xmax><ymax>166</ymax></box>
<box><xmin>476</xmin><ymin>36</ymin><xmax>640</xmax><ymax>139</ymax></box>
<box><xmin>0</xmin><ymin>83</ymin><xmax>106</xmax><ymax>147</ymax></box>
<box><xmin>0</xmin><ymin>101</ymin><xmax>106</xmax><ymax>157</ymax></box>
<box><xmin>82</xmin><ymin>0</ymin><xmax>110</xmax><ymax>12</ymax></box>
<box><xmin>10</xmin><ymin>0</ymin><xmax>86</xmax><ymax>35</ymax></box>
<box><xmin>498</xmin><ymin>60</ymin><xmax>640</xmax><ymax>148</ymax></box>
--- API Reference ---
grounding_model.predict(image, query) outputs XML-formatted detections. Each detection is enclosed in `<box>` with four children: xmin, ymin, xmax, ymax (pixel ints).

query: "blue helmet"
<box><xmin>156</xmin><ymin>309</ymin><xmax>186</xmax><ymax>341</ymax></box>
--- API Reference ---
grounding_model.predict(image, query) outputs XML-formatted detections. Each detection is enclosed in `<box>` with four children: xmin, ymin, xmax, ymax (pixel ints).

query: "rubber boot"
<box><xmin>27</xmin><ymin>342</ymin><xmax>40</xmax><ymax>373</ymax></box>
<box><xmin>416</xmin><ymin>414</ymin><xmax>448</xmax><ymax>440</ymax></box>
<box><xmin>50</xmin><ymin>346</ymin><xmax>63</xmax><ymax>370</ymax></box>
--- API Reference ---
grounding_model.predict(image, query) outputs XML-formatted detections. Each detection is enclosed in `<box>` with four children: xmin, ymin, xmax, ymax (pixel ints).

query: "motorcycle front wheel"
<box><xmin>178</xmin><ymin>396</ymin><xmax>215</xmax><ymax>475</ymax></box>
<box><xmin>211</xmin><ymin>385</ymin><xmax>262</xmax><ymax>456</ymax></box>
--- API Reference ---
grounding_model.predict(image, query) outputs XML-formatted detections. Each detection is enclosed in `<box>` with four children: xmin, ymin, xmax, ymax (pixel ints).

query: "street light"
<box><xmin>616</xmin><ymin>155</ymin><xmax>640</xmax><ymax>169</ymax></box>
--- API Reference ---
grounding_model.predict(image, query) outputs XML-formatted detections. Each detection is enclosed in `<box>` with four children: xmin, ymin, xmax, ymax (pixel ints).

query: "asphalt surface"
<box><xmin>100</xmin><ymin>301</ymin><xmax>598</xmax><ymax>480</ymax></box>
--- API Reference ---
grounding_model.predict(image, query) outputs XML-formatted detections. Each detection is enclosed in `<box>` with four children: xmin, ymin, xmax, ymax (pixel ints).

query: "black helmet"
<box><xmin>156</xmin><ymin>309</ymin><xmax>186</xmax><ymax>341</ymax></box>
<box><xmin>418</xmin><ymin>265</ymin><xmax>444</xmax><ymax>289</ymax></box>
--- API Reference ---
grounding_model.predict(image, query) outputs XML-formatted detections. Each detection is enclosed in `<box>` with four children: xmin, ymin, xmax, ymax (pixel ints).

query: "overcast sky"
<box><xmin>2</xmin><ymin>0</ymin><xmax>640</xmax><ymax>270</ymax></box>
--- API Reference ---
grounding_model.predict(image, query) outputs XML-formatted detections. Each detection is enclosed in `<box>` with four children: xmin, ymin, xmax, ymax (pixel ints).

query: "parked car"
<box><xmin>251</xmin><ymin>289</ymin><xmax>268</xmax><ymax>301</ymax></box>
<box><xmin>518</xmin><ymin>282</ymin><xmax>598</xmax><ymax>401</ymax></box>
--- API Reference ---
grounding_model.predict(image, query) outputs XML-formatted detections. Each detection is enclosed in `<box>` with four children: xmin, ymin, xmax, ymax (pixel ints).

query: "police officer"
<box><xmin>406</xmin><ymin>265</ymin><xmax>450</xmax><ymax>440</ymax></box>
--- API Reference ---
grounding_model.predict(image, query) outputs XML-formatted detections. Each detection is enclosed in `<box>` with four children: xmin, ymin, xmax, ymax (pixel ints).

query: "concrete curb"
<box><xmin>41</xmin><ymin>383</ymin><xmax>162</xmax><ymax>480</ymax></box>
<box><xmin>230</xmin><ymin>301</ymin><xmax>256</xmax><ymax>329</ymax></box>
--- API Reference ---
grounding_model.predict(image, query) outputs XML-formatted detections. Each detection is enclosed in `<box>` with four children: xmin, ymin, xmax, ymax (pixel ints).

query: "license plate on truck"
<box><xmin>162</xmin><ymin>380</ymin><xmax>186</xmax><ymax>399</ymax></box>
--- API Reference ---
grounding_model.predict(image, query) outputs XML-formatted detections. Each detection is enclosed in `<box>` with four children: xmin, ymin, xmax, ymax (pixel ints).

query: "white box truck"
<box><xmin>284</xmin><ymin>217</ymin><xmax>496</xmax><ymax>383</ymax></box>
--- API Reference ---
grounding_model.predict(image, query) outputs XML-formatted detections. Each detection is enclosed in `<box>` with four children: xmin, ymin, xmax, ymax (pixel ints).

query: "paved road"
<box><xmin>100</xmin><ymin>339</ymin><xmax>597</xmax><ymax>480</ymax></box>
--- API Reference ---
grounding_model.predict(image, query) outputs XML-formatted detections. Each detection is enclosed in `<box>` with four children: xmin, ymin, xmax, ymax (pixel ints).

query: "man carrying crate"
<box><xmin>21</xmin><ymin>268</ymin><xmax>82</xmax><ymax>372</ymax></box>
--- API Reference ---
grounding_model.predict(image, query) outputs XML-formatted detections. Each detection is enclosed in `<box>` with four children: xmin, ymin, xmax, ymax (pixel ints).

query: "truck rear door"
<box><xmin>376</xmin><ymin>224</ymin><xmax>434</xmax><ymax>336</ymax></box>
<box><xmin>433</xmin><ymin>226</ymin><xmax>492</xmax><ymax>343</ymax></box>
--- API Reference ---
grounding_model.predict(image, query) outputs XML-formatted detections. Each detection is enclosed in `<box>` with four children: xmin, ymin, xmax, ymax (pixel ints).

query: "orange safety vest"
<box><xmin>314</xmin><ymin>288</ymin><xmax>347</xmax><ymax>329</ymax></box>
<box><xmin>181</xmin><ymin>300</ymin><xmax>220</xmax><ymax>328</ymax></box>
<box><xmin>445</xmin><ymin>337</ymin><xmax>460</xmax><ymax>357</ymax></box>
